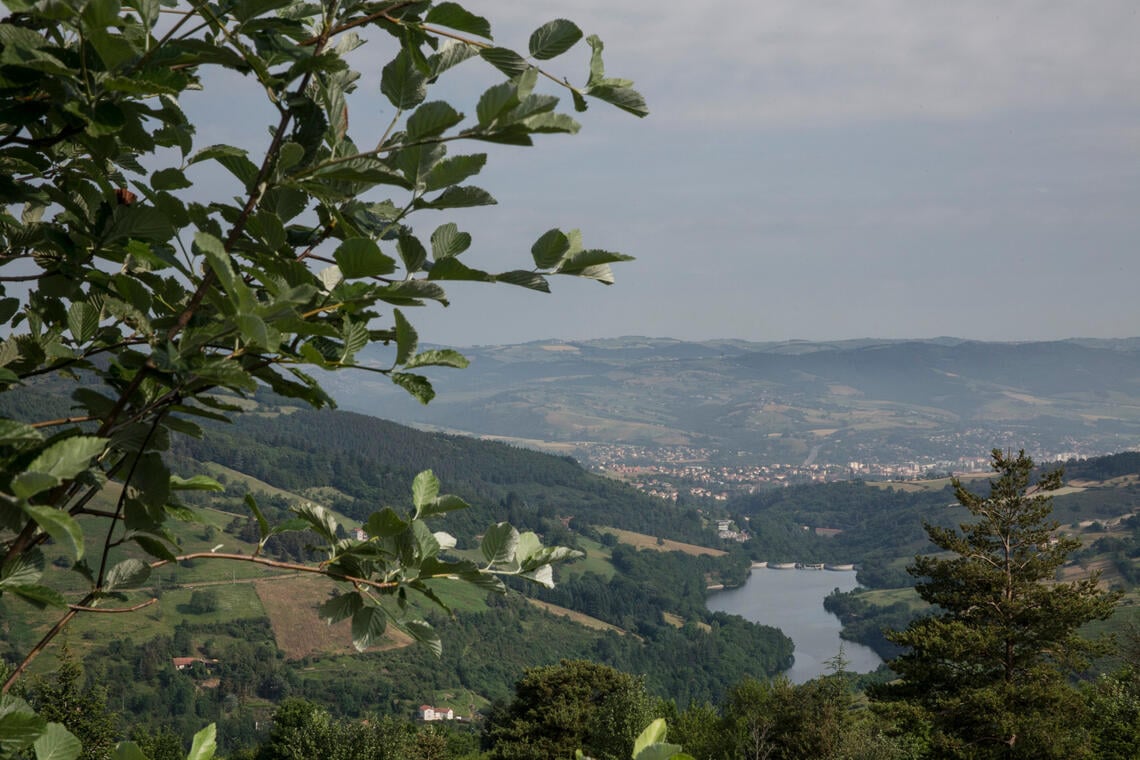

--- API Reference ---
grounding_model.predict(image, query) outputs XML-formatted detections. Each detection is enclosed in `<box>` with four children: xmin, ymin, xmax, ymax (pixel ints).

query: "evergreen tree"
<box><xmin>873</xmin><ymin>449</ymin><xmax>1120</xmax><ymax>758</ymax></box>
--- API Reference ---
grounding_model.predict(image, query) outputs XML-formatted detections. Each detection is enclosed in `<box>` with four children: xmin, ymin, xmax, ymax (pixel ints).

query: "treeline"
<box><xmin>167</xmin><ymin>401</ymin><xmax>713</xmax><ymax>546</ymax></box>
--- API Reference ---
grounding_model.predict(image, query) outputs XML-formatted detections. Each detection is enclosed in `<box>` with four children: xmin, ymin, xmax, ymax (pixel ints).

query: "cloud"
<box><xmin>489</xmin><ymin>1</ymin><xmax>1140</xmax><ymax>128</ymax></box>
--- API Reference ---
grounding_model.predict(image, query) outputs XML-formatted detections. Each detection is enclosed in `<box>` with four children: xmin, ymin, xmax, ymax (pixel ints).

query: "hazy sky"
<box><xmin>207</xmin><ymin>3</ymin><xmax>1140</xmax><ymax>346</ymax></box>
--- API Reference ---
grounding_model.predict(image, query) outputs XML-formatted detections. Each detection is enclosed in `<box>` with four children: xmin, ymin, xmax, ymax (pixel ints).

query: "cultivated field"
<box><xmin>602</xmin><ymin>527</ymin><xmax>726</xmax><ymax>557</ymax></box>
<box><xmin>255</xmin><ymin>575</ymin><xmax>412</xmax><ymax>659</ymax></box>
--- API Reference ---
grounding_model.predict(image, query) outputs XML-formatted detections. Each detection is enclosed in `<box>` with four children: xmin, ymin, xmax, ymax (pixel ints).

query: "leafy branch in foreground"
<box><xmin>0</xmin><ymin>0</ymin><xmax>643</xmax><ymax>756</ymax></box>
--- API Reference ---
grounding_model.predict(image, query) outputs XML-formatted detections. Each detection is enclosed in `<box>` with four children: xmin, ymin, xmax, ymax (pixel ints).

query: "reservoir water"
<box><xmin>707</xmin><ymin>567</ymin><xmax>883</xmax><ymax>683</ymax></box>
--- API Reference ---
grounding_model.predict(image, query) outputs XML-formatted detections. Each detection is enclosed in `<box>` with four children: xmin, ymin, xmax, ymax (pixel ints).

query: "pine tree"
<box><xmin>873</xmin><ymin>449</ymin><xmax>1121</xmax><ymax>758</ymax></box>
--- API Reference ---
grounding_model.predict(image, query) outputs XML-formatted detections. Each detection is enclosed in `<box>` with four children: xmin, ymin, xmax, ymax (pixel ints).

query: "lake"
<box><xmin>707</xmin><ymin>567</ymin><xmax>883</xmax><ymax>683</ymax></box>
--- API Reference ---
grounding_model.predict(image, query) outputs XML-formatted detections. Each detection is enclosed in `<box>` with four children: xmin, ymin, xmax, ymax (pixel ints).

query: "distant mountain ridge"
<box><xmin>322</xmin><ymin>337</ymin><xmax>1140</xmax><ymax>467</ymax></box>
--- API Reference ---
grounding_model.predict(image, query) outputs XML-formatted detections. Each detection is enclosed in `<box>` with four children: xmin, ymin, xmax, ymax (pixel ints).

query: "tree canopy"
<box><xmin>874</xmin><ymin>449</ymin><xmax>1121</xmax><ymax>758</ymax></box>
<box><xmin>0</xmin><ymin>1</ymin><xmax>645</xmax><ymax>757</ymax></box>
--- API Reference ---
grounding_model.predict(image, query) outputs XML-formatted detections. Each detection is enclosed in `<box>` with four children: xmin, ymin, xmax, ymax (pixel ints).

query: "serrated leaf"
<box><xmin>318</xmin><ymin>591</ymin><xmax>362</xmax><ymax>624</ymax></box>
<box><xmin>10</xmin><ymin>472</ymin><xmax>58</xmax><ymax>500</ymax></box>
<box><xmin>33</xmin><ymin>721</ymin><xmax>81</xmax><ymax>760</ymax></box>
<box><xmin>396</xmin><ymin>232</ymin><xmax>428</xmax><ymax>273</ymax></box>
<box><xmin>104</xmin><ymin>558</ymin><xmax>150</xmax><ymax>591</ymax></box>
<box><xmin>476</xmin><ymin>80</ymin><xmax>519</xmax><ymax>125</ymax></box>
<box><xmin>186</xmin><ymin>723</ymin><xmax>216</xmax><ymax>760</ymax></box>
<box><xmin>424</xmin><ymin>153</ymin><xmax>486</xmax><ymax>193</ymax></box>
<box><xmin>481</xmin><ymin>522</ymin><xmax>518</xmax><ymax>564</ymax></box>
<box><xmin>424</xmin><ymin>3</ymin><xmax>491</xmax><ymax>37</ymax></box>
<box><xmin>112</xmin><ymin>741</ymin><xmax>150</xmax><ymax>760</ymax></box>
<box><xmin>381</xmin><ymin>50</ymin><xmax>427</xmax><ymax>110</ymax></box>
<box><xmin>531</xmin><ymin>228</ymin><xmax>570</xmax><ymax>268</ymax></box>
<box><xmin>366</xmin><ymin>508</ymin><xmax>407</xmax><ymax>538</ymax></box>
<box><xmin>132</xmin><ymin>535</ymin><xmax>177</xmax><ymax>562</ymax></box>
<box><xmin>21</xmin><ymin>506</ymin><xmax>83</xmax><ymax>560</ymax></box>
<box><xmin>169</xmin><ymin>475</ymin><xmax>224</xmax><ymax>491</ymax></box>
<box><xmin>412</xmin><ymin>470</ymin><xmax>440</xmax><ymax>512</ymax></box>
<box><xmin>0</xmin><ymin>695</ymin><xmax>45</xmax><ymax>755</ymax></box>
<box><xmin>10</xmin><ymin>584</ymin><xmax>68</xmax><ymax>609</ymax></box>
<box><xmin>66</xmin><ymin>302</ymin><xmax>99</xmax><ymax>344</ymax></box>
<box><xmin>0</xmin><ymin>419</ymin><xmax>42</xmax><ymax>445</ymax></box>
<box><xmin>479</xmin><ymin>47</ymin><xmax>529</xmax><ymax>78</ymax></box>
<box><xmin>529</xmin><ymin>19</ymin><xmax>583</xmax><ymax>60</ymax></box>
<box><xmin>351</xmin><ymin>605</ymin><xmax>387</xmax><ymax>651</ymax></box>
<box><xmin>429</xmin><ymin>222</ymin><xmax>471</xmax><ymax>259</ymax></box>
<box><xmin>429</xmin><ymin>39</ymin><xmax>479</xmax><ymax>77</ymax></box>
<box><xmin>419</xmin><ymin>494</ymin><xmax>469</xmax><ymax>518</ymax></box>
<box><xmin>406</xmin><ymin>101</ymin><xmax>463</xmax><ymax>140</ymax></box>
<box><xmin>520</xmin><ymin>564</ymin><xmax>554</xmax><ymax>588</ymax></box>
<box><xmin>340</xmin><ymin>320</ymin><xmax>368</xmax><ymax>363</ymax></box>
<box><xmin>151</xmin><ymin>168</ymin><xmax>192</xmax><ymax>191</ymax></box>
<box><xmin>334</xmin><ymin>238</ymin><xmax>396</xmax><ymax>278</ymax></box>
<box><xmin>496</xmin><ymin>270</ymin><xmax>550</xmax><ymax>292</ymax></box>
<box><xmin>0</xmin><ymin>548</ymin><xmax>44</xmax><ymax>589</ymax></box>
<box><xmin>587</xmin><ymin>84</ymin><xmax>649</xmax><ymax>118</ymax></box>
<box><xmin>393</xmin><ymin>309</ymin><xmax>417</xmax><ymax>366</ymax></box>
<box><xmin>404</xmin><ymin>349</ymin><xmax>468</xmax><ymax>370</ymax></box>
<box><xmin>26</xmin><ymin>436</ymin><xmax>105</xmax><ymax>481</ymax></box>
<box><xmin>417</xmin><ymin>186</ymin><xmax>496</xmax><ymax>210</ymax></box>
<box><xmin>188</xmin><ymin>144</ymin><xmax>258</xmax><ymax>186</ymax></box>
<box><xmin>426</xmin><ymin>258</ymin><xmax>493</xmax><ymax>282</ymax></box>
<box><xmin>402</xmin><ymin>619</ymin><xmax>441</xmax><ymax>656</ymax></box>
<box><xmin>293</xmin><ymin>502</ymin><xmax>338</xmax><ymax>542</ymax></box>
<box><xmin>390</xmin><ymin>372</ymin><xmax>434</xmax><ymax>404</ymax></box>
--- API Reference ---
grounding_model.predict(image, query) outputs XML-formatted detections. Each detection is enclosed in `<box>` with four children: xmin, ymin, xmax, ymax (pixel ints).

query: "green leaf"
<box><xmin>633</xmin><ymin>718</ymin><xmax>668</xmax><ymax>757</ymax></box>
<box><xmin>381</xmin><ymin>50</ymin><xmax>427</xmax><ymax>110</ymax></box>
<box><xmin>10</xmin><ymin>584</ymin><xmax>68</xmax><ymax>609</ymax></box>
<box><xmin>429</xmin><ymin>40</ymin><xmax>479</xmax><ymax>77</ymax></box>
<box><xmin>293</xmin><ymin>502</ymin><xmax>338</xmax><ymax>543</ymax></box>
<box><xmin>66</xmin><ymin>302</ymin><xmax>99</xmax><ymax>344</ymax></box>
<box><xmin>334</xmin><ymin>238</ymin><xmax>396</xmax><ymax>278</ymax></box>
<box><xmin>10</xmin><ymin>472</ymin><xmax>59</xmax><ymax>500</ymax></box>
<box><xmin>417</xmin><ymin>186</ymin><xmax>496</xmax><ymax>210</ymax></box>
<box><xmin>479</xmin><ymin>47</ymin><xmax>529</xmax><ymax>78</ymax></box>
<box><xmin>390</xmin><ymin>372</ymin><xmax>434</xmax><ymax>404</ymax></box>
<box><xmin>104</xmin><ymin>558</ymin><xmax>150</xmax><ymax>591</ymax></box>
<box><xmin>393</xmin><ymin>309</ymin><xmax>417</xmax><ymax>366</ymax></box>
<box><xmin>401</xmin><ymin>619</ymin><xmax>442</xmax><ymax>656</ymax></box>
<box><xmin>340</xmin><ymin>321</ymin><xmax>368</xmax><ymax>363</ymax></box>
<box><xmin>423</xmin><ymin>153</ymin><xmax>487</xmax><ymax>193</ymax></box>
<box><xmin>587</xmin><ymin>84</ymin><xmax>649</xmax><ymax>118</ymax></box>
<box><xmin>406</xmin><ymin>101</ymin><xmax>463</xmax><ymax>141</ymax></box>
<box><xmin>189</xmin><ymin>145</ymin><xmax>258</xmax><ymax>186</ymax></box>
<box><xmin>151</xmin><ymin>168</ymin><xmax>192</xmax><ymax>191</ymax></box>
<box><xmin>529</xmin><ymin>19</ymin><xmax>583</xmax><ymax>60</ymax></box>
<box><xmin>0</xmin><ymin>695</ymin><xmax>45</xmax><ymax>755</ymax></box>
<box><xmin>496</xmin><ymin>270</ymin><xmax>551</xmax><ymax>292</ymax></box>
<box><xmin>396</xmin><ymin>232</ymin><xmax>428</xmax><ymax>273</ymax></box>
<box><xmin>318</xmin><ymin>592</ymin><xmax>362</xmax><ymax>624</ymax></box>
<box><xmin>245</xmin><ymin>493</ymin><xmax>269</xmax><ymax>541</ymax></box>
<box><xmin>366</xmin><ymin>508</ymin><xmax>407</xmax><ymax>539</ymax></box>
<box><xmin>0</xmin><ymin>419</ymin><xmax>42</xmax><ymax>445</ymax></box>
<box><xmin>476</xmin><ymin>80</ymin><xmax>520</xmax><ymax>126</ymax></box>
<box><xmin>0</xmin><ymin>548</ymin><xmax>44</xmax><ymax>589</ymax></box>
<box><xmin>21</xmin><ymin>506</ymin><xmax>84</xmax><ymax>560</ymax></box>
<box><xmin>169</xmin><ymin>475</ymin><xmax>224</xmax><ymax>491</ymax></box>
<box><xmin>351</xmin><ymin>605</ymin><xmax>387</xmax><ymax>651</ymax></box>
<box><xmin>426</xmin><ymin>258</ymin><xmax>493</xmax><ymax>283</ymax></box>
<box><xmin>531</xmin><ymin>228</ymin><xmax>570</xmax><ymax>268</ymax></box>
<box><xmin>404</xmin><ymin>349</ymin><xmax>468</xmax><ymax>370</ymax></box>
<box><xmin>425</xmin><ymin>3</ymin><xmax>491</xmax><ymax>37</ymax></box>
<box><xmin>430</xmin><ymin>223</ymin><xmax>471</xmax><ymax>259</ymax></box>
<box><xmin>131</xmin><ymin>535</ymin><xmax>177</xmax><ymax>562</ymax></box>
<box><xmin>412</xmin><ymin>470</ymin><xmax>439</xmax><ymax>512</ymax></box>
<box><xmin>112</xmin><ymin>741</ymin><xmax>150</xmax><ymax>760</ymax></box>
<box><xmin>418</xmin><ymin>494</ymin><xmax>469</xmax><ymax>518</ymax></box>
<box><xmin>32</xmin><ymin>721</ymin><xmax>81</xmax><ymax>760</ymax></box>
<box><xmin>481</xmin><ymin>522</ymin><xmax>518</xmax><ymax>564</ymax></box>
<box><xmin>186</xmin><ymin>723</ymin><xmax>216</xmax><ymax>760</ymax></box>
